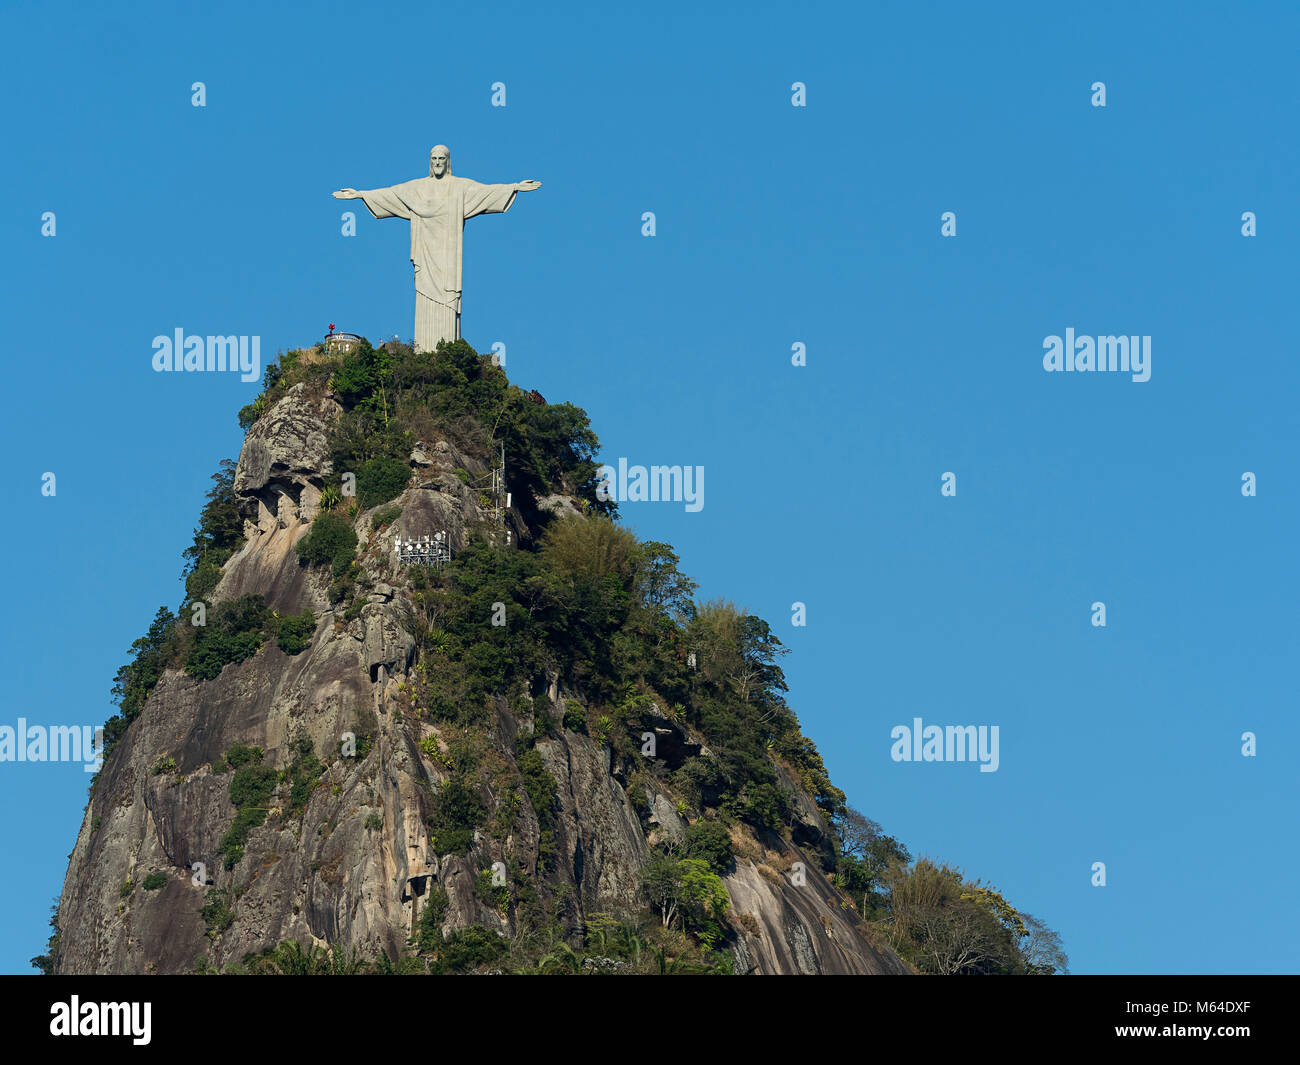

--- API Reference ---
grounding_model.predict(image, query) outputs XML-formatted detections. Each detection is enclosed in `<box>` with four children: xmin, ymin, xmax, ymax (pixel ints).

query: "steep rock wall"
<box><xmin>53</xmin><ymin>385</ymin><xmax>908</xmax><ymax>975</ymax></box>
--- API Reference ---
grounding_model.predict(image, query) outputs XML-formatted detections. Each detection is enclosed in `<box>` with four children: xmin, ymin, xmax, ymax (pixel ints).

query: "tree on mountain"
<box><xmin>833</xmin><ymin>806</ymin><xmax>911</xmax><ymax>918</ymax></box>
<box><xmin>182</xmin><ymin>458</ymin><xmax>244</xmax><ymax>603</ymax></box>
<box><xmin>104</xmin><ymin>606</ymin><xmax>178</xmax><ymax>758</ymax></box>
<box><xmin>1020</xmin><ymin>911</ymin><xmax>1070</xmax><ymax>974</ymax></box>
<box><xmin>642</xmin><ymin>856</ymin><xmax>729</xmax><ymax>944</ymax></box>
<box><xmin>882</xmin><ymin>859</ymin><xmax>1028</xmax><ymax>975</ymax></box>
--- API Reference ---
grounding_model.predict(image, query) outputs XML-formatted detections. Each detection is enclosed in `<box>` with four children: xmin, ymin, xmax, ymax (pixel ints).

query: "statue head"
<box><xmin>429</xmin><ymin>145</ymin><xmax>451</xmax><ymax>178</ymax></box>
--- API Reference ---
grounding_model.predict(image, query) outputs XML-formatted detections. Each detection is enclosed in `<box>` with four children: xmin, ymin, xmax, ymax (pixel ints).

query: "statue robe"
<box><xmin>359</xmin><ymin>175</ymin><xmax>517</xmax><ymax>351</ymax></box>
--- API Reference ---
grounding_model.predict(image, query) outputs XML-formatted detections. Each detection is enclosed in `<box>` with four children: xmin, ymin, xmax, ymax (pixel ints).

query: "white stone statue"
<box><xmin>333</xmin><ymin>146</ymin><xmax>541</xmax><ymax>352</ymax></box>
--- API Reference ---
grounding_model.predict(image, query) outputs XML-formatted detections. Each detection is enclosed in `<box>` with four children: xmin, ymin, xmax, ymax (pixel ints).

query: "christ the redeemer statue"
<box><xmin>333</xmin><ymin>146</ymin><xmax>540</xmax><ymax>352</ymax></box>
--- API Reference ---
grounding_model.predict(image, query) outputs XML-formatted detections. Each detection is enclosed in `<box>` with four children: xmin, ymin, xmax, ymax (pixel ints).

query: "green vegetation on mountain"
<box><xmin>63</xmin><ymin>336</ymin><xmax>1068</xmax><ymax>978</ymax></box>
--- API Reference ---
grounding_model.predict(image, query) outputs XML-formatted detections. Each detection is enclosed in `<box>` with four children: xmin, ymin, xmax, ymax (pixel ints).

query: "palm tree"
<box><xmin>535</xmin><ymin>941</ymin><xmax>580</xmax><ymax>974</ymax></box>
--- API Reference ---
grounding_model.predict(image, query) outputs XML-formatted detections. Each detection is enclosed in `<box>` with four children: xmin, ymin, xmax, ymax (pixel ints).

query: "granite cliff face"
<box><xmin>52</xmin><ymin>379</ymin><xmax>909</xmax><ymax>976</ymax></box>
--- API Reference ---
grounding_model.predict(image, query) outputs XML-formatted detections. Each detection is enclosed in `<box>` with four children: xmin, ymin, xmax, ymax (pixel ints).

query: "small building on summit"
<box><xmin>324</xmin><ymin>326</ymin><xmax>362</xmax><ymax>355</ymax></box>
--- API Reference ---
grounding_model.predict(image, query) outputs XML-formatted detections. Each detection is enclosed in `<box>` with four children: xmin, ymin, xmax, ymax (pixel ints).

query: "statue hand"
<box><xmin>515</xmin><ymin>180</ymin><xmax>541</xmax><ymax>192</ymax></box>
<box><xmin>332</xmin><ymin>188</ymin><xmax>360</xmax><ymax>199</ymax></box>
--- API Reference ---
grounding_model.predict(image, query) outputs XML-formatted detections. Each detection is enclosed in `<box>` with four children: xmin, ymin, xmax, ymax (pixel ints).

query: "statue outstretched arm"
<box><xmin>332</xmin><ymin>183</ymin><xmax>416</xmax><ymax>221</ymax></box>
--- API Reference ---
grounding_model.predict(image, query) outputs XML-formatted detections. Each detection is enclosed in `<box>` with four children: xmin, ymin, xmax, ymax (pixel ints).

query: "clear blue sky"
<box><xmin>2</xmin><ymin>0</ymin><xmax>1295</xmax><ymax>974</ymax></box>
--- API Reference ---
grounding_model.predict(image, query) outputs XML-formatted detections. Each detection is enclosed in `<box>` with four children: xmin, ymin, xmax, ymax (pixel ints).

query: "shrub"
<box><xmin>414</xmin><ymin>886</ymin><xmax>450</xmax><ymax>951</ymax></box>
<box><xmin>151</xmin><ymin>756</ymin><xmax>177</xmax><ymax>776</ymax></box>
<box><xmin>474</xmin><ymin>869</ymin><xmax>510</xmax><ymax>912</ymax></box>
<box><xmin>142</xmin><ymin>872</ymin><xmax>168</xmax><ymax>891</ymax></box>
<box><xmin>221</xmin><ymin>763</ymin><xmax>278</xmax><ymax>867</ymax></box>
<box><xmin>356</xmin><ymin>456</ymin><xmax>411</xmax><ymax>508</ymax></box>
<box><xmin>237</xmin><ymin>394</ymin><xmax>268</xmax><ymax>429</ymax></box>
<box><xmin>740</xmin><ymin>780</ymin><xmax>788</xmax><ymax>832</ymax></box>
<box><xmin>276</xmin><ymin>608</ymin><xmax>316</xmax><ymax>655</ymax></box>
<box><xmin>181</xmin><ymin>459</ymin><xmax>244</xmax><ymax>593</ymax></box>
<box><xmin>330</xmin><ymin>340</ymin><xmax>391</xmax><ymax>411</ymax></box>
<box><xmin>435</xmin><ymin>926</ymin><xmax>507</xmax><ymax>973</ymax></box>
<box><xmin>106</xmin><ymin>606</ymin><xmax>178</xmax><ymax>760</ymax></box>
<box><xmin>370</xmin><ymin>503</ymin><xmax>402</xmax><ymax>530</ymax></box>
<box><xmin>682</xmin><ymin>820</ymin><xmax>735</xmax><ymax>876</ymax></box>
<box><xmin>185</xmin><ymin>558</ymin><xmax>224</xmax><ymax>604</ymax></box>
<box><xmin>200</xmin><ymin>889</ymin><xmax>234</xmax><ymax>937</ymax></box>
<box><xmin>185</xmin><ymin>595</ymin><xmax>270</xmax><ymax>681</ymax></box>
<box><xmin>518</xmin><ymin>748</ymin><xmax>559</xmax><ymax>872</ymax></box>
<box><xmin>220</xmin><ymin>813</ymin><xmax>256</xmax><ymax>869</ymax></box>
<box><xmin>561</xmin><ymin>701</ymin><xmax>586</xmax><ymax>732</ymax></box>
<box><xmin>224</xmin><ymin>744</ymin><xmax>263</xmax><ymax>770</ymax></box>
<box><xmin>285</xmin><ymin>736</ymin><xmax>323</xmax><ymax>816</ymax></box>
<box><xmin>227</xmin><ymin>763</ymin><xmax>276</xmax><ymax>810</ymax></box>
<box><xmin>296</xmin><ymin>513</ymin><xmax>358</xmax><ymax>576</ymax></box>
<box><xmin>428</xmin><ymin>776</ymin><xmax>484</xmax><ymax>856</ymax></box>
